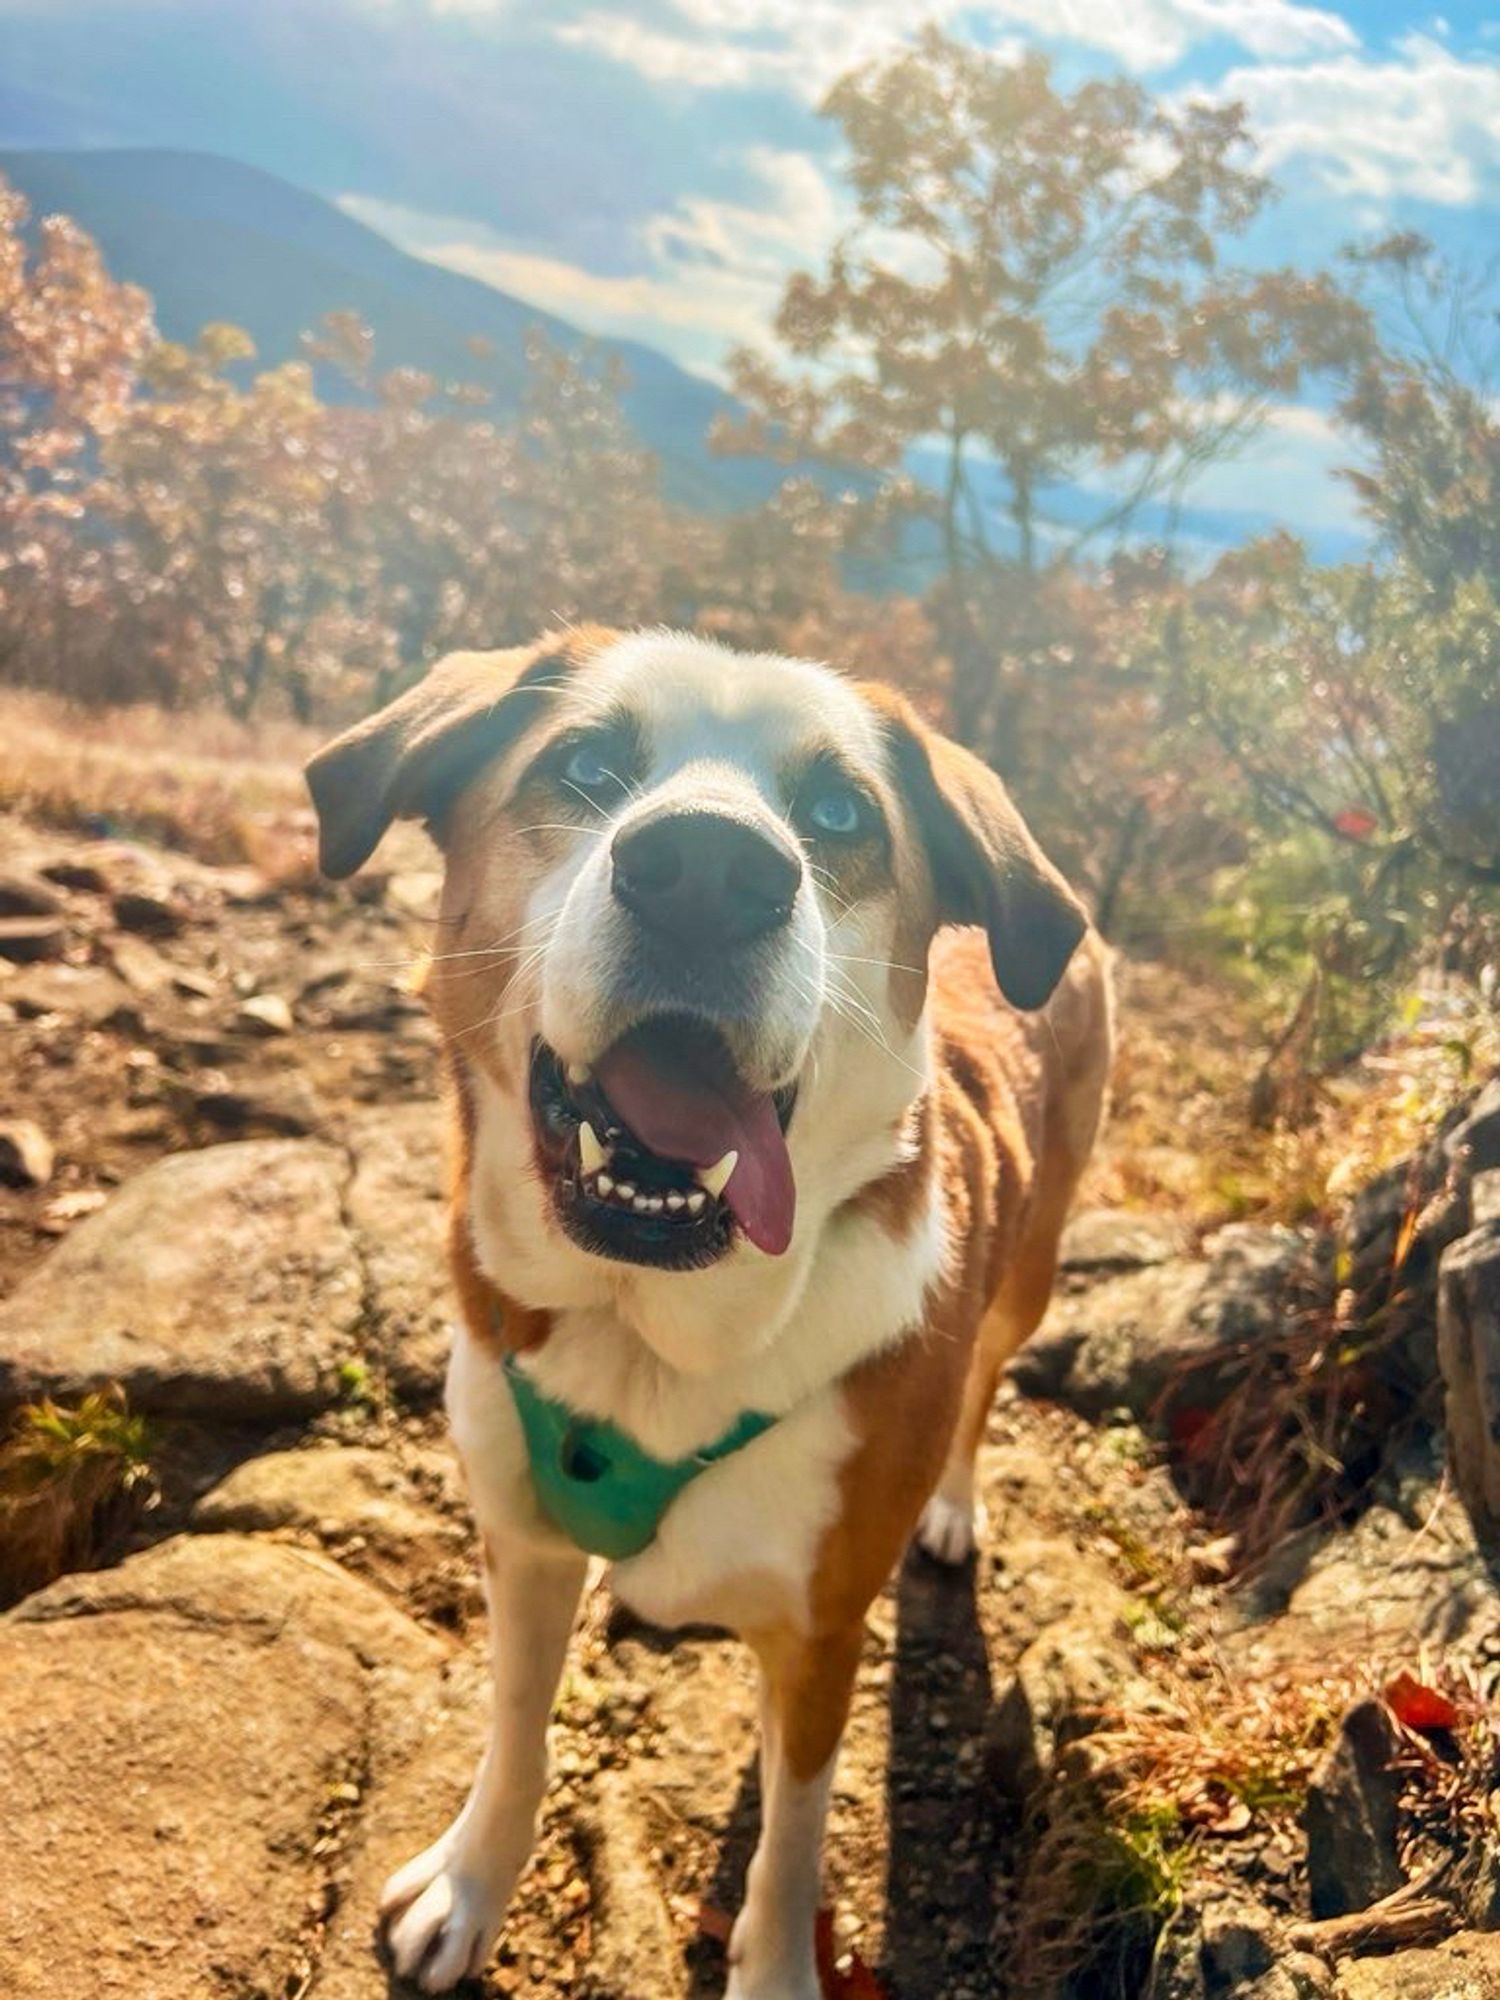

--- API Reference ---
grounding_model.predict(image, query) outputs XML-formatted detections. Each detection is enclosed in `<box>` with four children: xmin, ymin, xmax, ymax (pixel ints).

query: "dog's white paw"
<box><xmin>915</xmin><ymin>1488</ymin><xmax>985</xmax><ymax>1565</ymax></box>
<box><xmin>380</xmin><ymin>1836</ymin><xmax>510</xmax><ymax>1993</ymax></box>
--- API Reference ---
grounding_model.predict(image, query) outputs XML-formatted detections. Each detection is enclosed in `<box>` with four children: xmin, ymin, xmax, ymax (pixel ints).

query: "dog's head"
<box><xmin>308</xmin><ymin>628</ymin><xmax>1084</xmax><ymax>1286</ymax></box>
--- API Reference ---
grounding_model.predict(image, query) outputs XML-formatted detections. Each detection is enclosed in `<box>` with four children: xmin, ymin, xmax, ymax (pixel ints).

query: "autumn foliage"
<box><xmin>0</xmin><ymin>31</ymin><xmax>1495</xmax><ymax>1091</ymax></box>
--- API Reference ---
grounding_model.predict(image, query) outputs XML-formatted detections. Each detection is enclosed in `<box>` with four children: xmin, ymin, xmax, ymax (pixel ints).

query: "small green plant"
<box><xmin>0</xmin><ymin>1386</ymin><xmax>155</xmax><ymax>1605</ymax></box>
<box><xmin>1015</xmin><ymin>1786</ymin><xmax>1194</xmax><ymax>1999</ymax></box>
<box><xmin>336</xmin><ymin>1357</ymin><xmax>379</xmax><ymax>1410</ymax></box>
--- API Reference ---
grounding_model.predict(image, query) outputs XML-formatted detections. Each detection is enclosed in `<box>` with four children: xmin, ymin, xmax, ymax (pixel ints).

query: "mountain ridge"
<box><xmin>0</xmin><ymin>144</ymin><xmax>787</xmax><ymax>517</ymax></box>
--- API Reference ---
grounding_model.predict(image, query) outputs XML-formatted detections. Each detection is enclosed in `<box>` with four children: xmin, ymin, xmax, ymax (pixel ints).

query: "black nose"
<box><xmin>612</xmin><ymin>809</ymin><xmax>801</xmax><ymax>948</ymax></box>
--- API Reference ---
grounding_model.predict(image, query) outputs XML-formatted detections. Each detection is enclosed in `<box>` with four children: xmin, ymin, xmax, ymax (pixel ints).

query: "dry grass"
<box><xmin>1011</xmin><ymin>1659</ymin><xmax>1409</xmax><ymax>1996</ymax></box>
<box><xmin>0</xmin><ymin>1386</ymin><xmax>156</xmax><ymax>1606</ymax></box>
<box><xmin>0</xmin><ymin>687</ymin><xmax>318</xmax><ymax>868</ymax></box>
<box><xmin>1090</xmin><ymin>955</ymin><xmax>1498</xmax><ymax>1235</ymax></box>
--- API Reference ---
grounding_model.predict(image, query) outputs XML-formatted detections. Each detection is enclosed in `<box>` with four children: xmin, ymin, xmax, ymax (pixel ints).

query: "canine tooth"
<box><xmin>697</xmin><ymin>1152</ymin><xmax>737</xmax><ymax>1199</ymax></box>
<box><xmin>665</xmin><ymin>1192</ymin><xmax>685</xmax><ymax>1212</ymax></box>
<box><xmin>615</xmin><ymin>1182</ymin><xmax>636</xmax><ymax>1202</ymax></box>
<box><xmin>577</xmin><ymin>1121</ymin><xmax>608</xmax><ymax>1176</ymax></box>
<box><xmin>632</xmin><ymin>1195</ymin><xmax>650</xmax><ymax>1213</ymax></box>
<box><xmin>565</xmin><ymin>1061</ymin><xmax>591</xmax><ymax>1086</ymax></box>
<box><xmin>686</xmin><ymin>1190</ymin><xmax>706</xmax><ymax>1215</ymax></box>
<box><xmin>596</xmin><ymin>1173</ymin><xmax>614</xmax><ymax>1196</ymax></box>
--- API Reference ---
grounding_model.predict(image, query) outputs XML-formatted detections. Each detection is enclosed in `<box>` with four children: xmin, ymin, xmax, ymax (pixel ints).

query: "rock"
<box><xmin>236</xmin><ymin>991</ymin><xmax>294</xmax><ymax>1036</ymax></box>
<box><xmin>1439</xmin><ymin>1218</ymin><xmax>1500</xmax><ymax>1544</ymax></box>
<box><xmin>38</xmin><ymin>1187</ymin><xmax>108</xmax><ymax>1235</ymax></box>
<box><xmin>0</xmin><ymin>870</ymin><xmax>63</xmax><ymax>917</ymax></box>
<box><xmin>1199</xmin><ymin>1896</ymin><xmax>1280</xmax><ymax>1989</ymax></box>
<box><xmin>213</xmin><ymin>864</ymin><xmax>277</xmax><ymax>908</ymax></box>
<box><xmin>575</xmin><ymin>1771</ymin><xmax>691</xmax><ymax>1998</ymax></box>
<box><xmin>0</xmin><ymin>1119</ymin><xmax>54</xmax><ymax>1188</ymax></box>
<box><xmin>1333</xmin><ymin>1931</ymin><xmax>1500</xmax><ymax>1999</ymax></box>
<box><xmin>39</xmin><ymin>857</ymin><xmax>112</xmax><ymax>894</ymax></box>
<box><xmin>298</xmin><ymin>962</ymin><xmax>426</xmax><ymax>1032</ymax></box>
<box><xmin>0</xmin><ymin>1140</ymin><xmax>363</xmax><ymax>1419</ymax></box>
<box><xmin>1058</xmin><ymin>1208</ymin><xmax>1186</xmax><ymax>1275</ymax></box>
<box><xmin>1221</xmin><ymin>1441</ymin><xmax>1494</xmax><ymax>1667</ymax></box>
<box><xmin>1446</xmin><ymin>1079</ymin><xmax>1500</xmax><ymax>1180</ymax></box>
<box><xmin>112</xmin><ymin>887</ymin><xmax>184</xmax><ymax>937</ymax></box>
<box><xmin>0</xmin><ymin>1534</ymin><xmax>445</xmax><ymax>2000</ymax></box>
<box><xmin>1274</xmin><ymin>1956</ymin><xmax>1336</xmax><ymax>2000</ymax></box>
<box><xmin>169</xmin><ymin>964</ymin><xmax>218</xmax><ymax>1000</ymax></box>
<box><xmin>193</xmin><ymin>1076</ymin><xmax>324</xmax><ymax>1138</ymax></box>
<box><xmin>310</xmin><ymin>1651</ymin><xmax>490</xmax><ymax>2000</ymax></box>
<box><xmin>346</xmin><ymin>1103</ymin><xmax>452</xmax><ymax>1403</ymax></box>
<box><xmin>1304</xmin><ymin>1699</ymin><xmax>1405</xmax><ymax>1919</ymax></box>
<box><xmin>986</xmin><ymin>1586</ymin><xmax>1146</xmax><ymax>1802</ymax></box>
<box><xmin>1012</xmin><ymin>1224</ymin><xmax>1308</xmax><ymax>1424</ymax></box>
<box><xmin>1009</xmin><ymin>1258</ymin><xmax>1208</xmax><ymax>1410</ymax></box>
<box><xmin>106</xmin><ymin>931</ymin><xmax>178</xmax><ymax>996</ymax></box>
<box><xmin>5</xmin><ymin>960</ymin><xmax>137</xmax><ymax>1027</ymax></box>
<box><xmin>1472</xmin><ymin>1170</ymin><xmax>1500</xmax><ymax>1230</ymax></box>
<box><xmin>192</xmin><ymin>1445</ymin><xmax>463</xmax><ymax>1593</ymax></box>
<box><xmin>0</xmin><ymin>914</ymin><xmax>66</xmax><ymax>963</ymax></box>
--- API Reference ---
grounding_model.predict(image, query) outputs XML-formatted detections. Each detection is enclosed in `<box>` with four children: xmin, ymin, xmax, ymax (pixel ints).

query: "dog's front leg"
<box><xmin>728</xmin><ymin>1622</ymin><xmax>864</xmax><ymax>2000</ymax></box>
<box><xmin>381</xmin><ymin>1533</ymin><xmax>588</xmax><ymax>1992</ymax></box>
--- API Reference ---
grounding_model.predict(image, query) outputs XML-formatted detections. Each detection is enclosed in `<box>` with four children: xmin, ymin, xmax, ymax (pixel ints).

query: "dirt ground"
<box><xmin>3</xmin><ymin>719</ymin><xmax>1493</xmax><ymax>2000</ymax></box>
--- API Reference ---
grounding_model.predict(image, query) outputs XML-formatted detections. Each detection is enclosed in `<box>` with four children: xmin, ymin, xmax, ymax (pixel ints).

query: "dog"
<box><xmin>306</xmin><ymin>626</ymin><xmax>1113</xmax><ymax>1998</ymax></box>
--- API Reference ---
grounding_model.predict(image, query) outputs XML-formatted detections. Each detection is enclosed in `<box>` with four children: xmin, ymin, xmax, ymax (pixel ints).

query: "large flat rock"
<box><xmin>0</xmin><ymin>1534</ymin><xmax>446</xmax><ymax>2000</ymax></box>
<box><xmin>346</xmin><ymin>1102</ymin><xmax>453</xmax><ymax>1404</ymax></box>
<box><xmin>0</xmin><ymin>1139</ymin><xmax>363</xmax><ymax>1418</ymax></box>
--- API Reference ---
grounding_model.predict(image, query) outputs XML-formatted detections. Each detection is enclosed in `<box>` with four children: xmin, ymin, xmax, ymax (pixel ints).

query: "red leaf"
<box><xmin>696</xmin><ymin>1902</ymin><xmax>735</xmax><ymax>1945</ymax></box>
<box><xmin>1333</xmin><ymin>805</ymin><xmax>1379</xmax><ymax>840</ymax></box>
<box><xmin>1383</xmin><ymin>1669</ymin><xmax>1461</xmax><ymax>1732</ymax></box>
<box><xmin>1168</xmin><ymin>1404</ymin><xmax>1217</xmax><ymax>1462</ymax></box>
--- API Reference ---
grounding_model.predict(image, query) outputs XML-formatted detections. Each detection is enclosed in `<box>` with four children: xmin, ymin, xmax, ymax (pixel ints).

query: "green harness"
<box><xmin>503</xmin><ymin>1354</ymin><xmax>775</xmax><ymax>1562</ymax></box>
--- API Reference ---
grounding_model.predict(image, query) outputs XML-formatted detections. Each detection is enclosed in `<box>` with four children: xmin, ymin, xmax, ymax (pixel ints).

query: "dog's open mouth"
<box><xmin>529</xmin><ymin>1019</ymin><xmax>797</xmax><ymax>1270</ymax></box>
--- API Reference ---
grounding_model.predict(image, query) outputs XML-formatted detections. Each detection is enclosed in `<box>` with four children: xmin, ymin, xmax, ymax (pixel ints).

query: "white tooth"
<box><xmin>596</xmin><ymin>1173</ymin><xmax>614</xmax><ymax>1196</ymax></box>
<box><xmin>665</xmin><ymin>1192</ymin><xmax>685</xmax><ymax>1212</ymax></box>
<box><xmin>632</xmin><ymin>1195</ymin><xmax>650</xmax><ymax>1213</ymax></box>
<box><xmin>697</xmin><ymin>1152</ymin><xmax>737</xmax><ymax>1199</ymax></box>
<box><xmin>615</xmin><ymin>1182</ymin><xmax>636</xmax><ymax>1203</ymax></box>
<box><xmin>686</xmin><ymin>1190</ymin><xmax>706</xmax><ymax>1215</ymax></box>
<box><xmin>645</xmin><ymin>1196</ymin><xmax>664</xmax><ymax>1213</ymax></box>
<box><xmin>565</xmin><ymin>1061</ymin><xmax>590</xmax><ymax>1086</ymax></box>
<box><xmin>578</xmin><ymin>1121</ymin><xmax>608</xmax><ymax>1176</ymax></box>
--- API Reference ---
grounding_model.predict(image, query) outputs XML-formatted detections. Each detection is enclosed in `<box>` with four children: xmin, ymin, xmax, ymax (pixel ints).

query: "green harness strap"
<box><xmin>503</xmin><ymin>1354</ymin><xmax>775</xmax><ymax>1562</ymax></box>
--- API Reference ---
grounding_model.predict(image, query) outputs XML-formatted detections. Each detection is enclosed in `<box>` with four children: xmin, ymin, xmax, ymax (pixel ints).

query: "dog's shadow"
<box><xmin>688</xmin><ymin>1545</ymin><xmax>1004</xmax><ymax>2000</ymax></box>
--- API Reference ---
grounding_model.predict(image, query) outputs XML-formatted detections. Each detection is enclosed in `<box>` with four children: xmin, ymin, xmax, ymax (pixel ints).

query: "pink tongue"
<box><xmin>594</xmin><ymin>1026</ymin><xmax>795</xmax><ymax>1256</ymax></box>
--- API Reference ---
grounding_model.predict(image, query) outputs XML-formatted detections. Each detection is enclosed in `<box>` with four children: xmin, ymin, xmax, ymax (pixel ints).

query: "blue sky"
<box><xmin>2</xmin><ymin>0</ymin><xmax>1497</xmax><ymax>549</ymax></box>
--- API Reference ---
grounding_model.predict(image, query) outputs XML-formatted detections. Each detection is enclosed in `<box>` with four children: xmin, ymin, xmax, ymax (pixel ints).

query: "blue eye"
<box><xmin>805</xmin><ymin>786</ymin><xmax>865</xmax><ymax>838</ymax></box>
<box><xmin>562</xmin><ymin>741</ymin><xmax>613</xmax><ymax>792</ymax></box>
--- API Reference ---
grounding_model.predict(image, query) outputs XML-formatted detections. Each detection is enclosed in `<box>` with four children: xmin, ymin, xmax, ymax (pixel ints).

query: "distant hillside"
<box><xmin>0</xmin><ymin>146</ymin><xmax>789</xmax><ymax>516</ymax></box>
<box><xmin>0</xmin><ymin>146</ymin><xmax>1362</xmax><ymax>567</ymax></box>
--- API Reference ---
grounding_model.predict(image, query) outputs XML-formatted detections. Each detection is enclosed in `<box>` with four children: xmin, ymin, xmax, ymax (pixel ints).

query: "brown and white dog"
<box><xmin>306</xmin><ymin>626</ymin><xmax>1112</xmax><ymax>1998</ymax></box>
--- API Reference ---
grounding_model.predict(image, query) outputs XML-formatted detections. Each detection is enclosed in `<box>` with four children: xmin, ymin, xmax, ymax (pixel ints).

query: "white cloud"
<box><xmin>1207</xmin><ymin>32</ymin><xmax>1500</xmax><ymax>204</ymax></box>
<box><xmin>560</xmin><ymin>0</ymin><xmax>1357</xmax><ymax>94</ymax></box>
<box><xmin>338</xmin><ymin>148</ymin><xmax>844</xmax><ymax>375</ymax></box>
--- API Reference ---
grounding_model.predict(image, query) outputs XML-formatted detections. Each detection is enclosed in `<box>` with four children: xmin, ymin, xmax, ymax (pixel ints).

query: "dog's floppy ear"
<box><xmin>305</xmin><ymin>640</ymin><xmax>580</xmax><ymax>878</ymax></box>
<box><xmin>869</xmin><ymin>688</ymin><xmax>1088</xmax><ymax>1011</ymax></box>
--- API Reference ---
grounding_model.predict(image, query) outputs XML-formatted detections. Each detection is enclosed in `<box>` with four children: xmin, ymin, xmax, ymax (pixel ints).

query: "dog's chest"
<box><xmin>449</xmin><ymin>1317</ymin><xmax>856</xmax><ymax>1634</ymax></box>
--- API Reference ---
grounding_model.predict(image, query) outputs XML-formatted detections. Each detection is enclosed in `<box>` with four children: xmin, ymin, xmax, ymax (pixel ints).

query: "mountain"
<box><xmin>0</xmin><ymin>146</ymin><xmax>788</xmax><ymax>516</ymax></box>
<box><xmin>0</xmin><ymin>145</ymin><xmax>1363</xmax><ymax>567</ymax></box>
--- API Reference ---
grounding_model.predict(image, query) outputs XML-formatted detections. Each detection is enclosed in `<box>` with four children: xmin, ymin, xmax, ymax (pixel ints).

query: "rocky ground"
<box><xmin>2</xmin><ymin>801</ymin><xmax>1500</xmax><ymax>2000</ymax></box>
